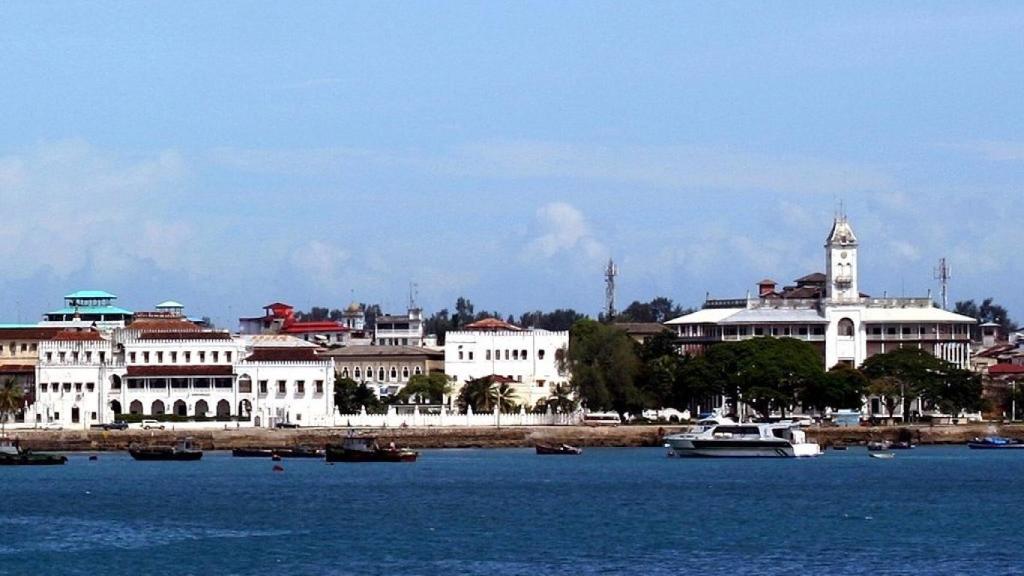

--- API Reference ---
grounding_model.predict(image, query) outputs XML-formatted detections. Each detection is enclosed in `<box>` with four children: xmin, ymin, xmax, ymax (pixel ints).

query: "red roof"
<box><xmin>138</xmin><ymin>331</ymin><xmax>232</xmax><ymax>341</ymax></box>
<box><xmin>0</xmin><ymin>327</ymin><xmax>64</xmax><ymax>340</ymax></box>
<box><xmin>464</xmin><ymin>318</ymin><xmax>521</xmax><ymax>331</ymax></box>
<box><xmin>128</xmin><ymin>318</ymin><xmax>200</xmax><ymax>332</ymax></box>
<box><xmin>0</xmin><ymin>364</ymin><xmax>35</xmax><ymax>374</ymax></box>
<box><xmin>53</xmin><ymin>330</ymin><xmax>105</xmax><ymax>341</ymax></box>
<box><xmin>126</xmin><ymin>365</ymin><xmax>233</xmax><ymax>377</ymax></box>
<box><xmin>281</xmin><ymin>321</ymin><xmax>348</xmax><ymax>334</ymax></box>
<box><xmin>988</xmin><ymin>364</ymin><xmax>1024</xmax><ymax>376</ymax></box>
<box><xmin>244</xmin><ymin>347</ymin><xmax>322</xmax><ymax>362</ymax></box>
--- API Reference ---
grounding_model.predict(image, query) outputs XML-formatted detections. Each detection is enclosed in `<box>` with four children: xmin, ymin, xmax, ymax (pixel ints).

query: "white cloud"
<box><xmin>888</xmin><ymin>240</ymin><xmax>921</xmax><ymax>262</ymax></box>
<box><xmin>291</xmin><ymin>240</ymin><xmax>350</xmax><ymax>285</ymax></box>
<box><xmin>528</xmin><ymin>202</ymin><xmax>607</xmax><ymax>262</ymax></box>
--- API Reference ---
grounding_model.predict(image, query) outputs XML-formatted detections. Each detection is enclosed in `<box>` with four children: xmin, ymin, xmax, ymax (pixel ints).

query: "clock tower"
<box><xmin>825</xmin><ymin>215</ymin><xmax>858</xmax><ymax>302</ymax></box>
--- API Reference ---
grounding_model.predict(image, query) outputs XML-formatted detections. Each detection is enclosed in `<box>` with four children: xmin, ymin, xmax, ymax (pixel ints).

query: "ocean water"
<box><xmin>1</xmin><ymin>446</ymin><xmax>1022</xmax><ymax>576</ymax></box>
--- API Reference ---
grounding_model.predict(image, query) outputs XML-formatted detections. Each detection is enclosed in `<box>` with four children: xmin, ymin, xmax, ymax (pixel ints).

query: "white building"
<box><xmin>374</xmin><ymin>307</ymin><xmax>425</xmax><ymax>346</ymax></box>
<box><xmin>665</xmin><ymin>215</ymin><xmax>976</xmax><ymax>418</ymax></box>
<box><xmin>444</xmin><ymin>318</ymin><xmax>569</xmax><ymax>407</ymax></box>
<box><xmin>30</xmin><ymin>315</ymin><xmax>335</xmax><ymax>429</ymax></box>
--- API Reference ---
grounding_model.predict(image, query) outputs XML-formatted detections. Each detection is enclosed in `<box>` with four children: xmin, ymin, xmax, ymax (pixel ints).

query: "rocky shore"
<box><xmin>8</xmin><ymin>423</ymin><xmax>1024</xmax><ymax>452</ymax></box>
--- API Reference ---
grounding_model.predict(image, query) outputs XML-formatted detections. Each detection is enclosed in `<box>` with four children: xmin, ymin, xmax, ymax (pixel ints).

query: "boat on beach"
<box><xmin>664</xmin><ymin>422</ymin><xmax>821</xmax><ymax>458</ymax></box>
<box><xmin>325</xmin><ymin>435</ymin><xmax>417</xmax><ymax>463</ymax></box>
<box><xmin>967</xmin><ymin>436</ymin><xmax>1024</xmax><ymax>450</ymax></box>
<box><xmin>0</xmin><ymin>437</ymin><xmax>67</xmax><ymax>466</ymax></box>
<box><xmin>535</xmin><ymin>443</ymin><xmax>582</xmax><ymax>455</ymax></box>
<box><xmin>129</xmin><ymin>437</ymin><xmax>203</xmax><ymax>461</ymax></box>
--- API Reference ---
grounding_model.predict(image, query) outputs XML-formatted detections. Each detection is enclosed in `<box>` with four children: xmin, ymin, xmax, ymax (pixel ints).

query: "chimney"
<box><xmin>757</xmin><ymin>279</ymin><xmax>777</xmax><ymax>297</ymax></box>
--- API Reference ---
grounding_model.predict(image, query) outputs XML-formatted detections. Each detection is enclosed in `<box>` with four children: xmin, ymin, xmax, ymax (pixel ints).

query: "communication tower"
<box><xmin>604</xmin><ymin>259</ymin><xmax>618</xmax><ymax>319</ymax></box>
<box><xmin>934</xmin><ymin>258</ymin><xmax>952</xmax><ymax>310</ymax></box>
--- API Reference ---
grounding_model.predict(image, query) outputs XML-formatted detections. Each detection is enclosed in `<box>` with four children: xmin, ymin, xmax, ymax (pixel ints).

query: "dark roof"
<box><xmin>53</xmin><ymin>330</ymin><xmax>105</xmax><ymax>341</ymax></box>
<box><xmin>778</xmin><ymin>286</ymin><xmax>823</xmax><ymax>299</ymax></box>
<box><xmin>989</xmin><ymin>364</ymin><xmax>1024</xmax><ymax>376</ymax></box>
<box><xmin>320</xmin><ymin>345</ymin><xmax>443</xmax><ymax>360</ymax></box>
<box><xmin>0</xmin><ymin>327</ymin><xmax>64</xmax><ymax>340</ymax></box>
<box><xmin>0</xmin><ymin>364</ymin><xmax>35</xmax><ymax>374</ymax></box>
<box><xmin>244</xmin><ymin>347</ymin><xmax>323</xmax><ymax>362</ymax></box>
<box><xmin>126</xmin><ymin>365</ymin><xmax>233</xmax><ymax>377</ymax></box>
<box><xmin>138</xmin><ymin>331</ymin><xmax>232</xmax><ymax>341</ymax></box>
<box><xmin>977</xmin><ymin>344</ymin><xmax>1018</xmax><ymax>359</ymax></box>
<box><xmin>795</xmin><ymin>272</ymin><xmax>827</xmax><ymax>284</ymax></box>
<box><xmin>757</xmin><ymin>278</ymin><xmax>776</xmax><ymax>285</ymax></box>
<box><xmin>463</xmin><ymin>318</ymin><xmax>521</xmax><ymax>331</ymax></box>
<box><xmin>613</xmin><ymin>322</ymin><xmax>671</xmax><ymax>336</ymax></box>
<box><xmin>128</xmin><ymin>318</ymin><xmax>200</xmax><ymax>332</ymax></box>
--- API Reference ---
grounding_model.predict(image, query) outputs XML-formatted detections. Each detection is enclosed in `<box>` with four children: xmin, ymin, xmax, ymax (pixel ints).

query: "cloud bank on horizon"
<box><xmin>0</xmin><ymin>2</ymin><xmax>1021</xmax><ymax>325</ymax></box>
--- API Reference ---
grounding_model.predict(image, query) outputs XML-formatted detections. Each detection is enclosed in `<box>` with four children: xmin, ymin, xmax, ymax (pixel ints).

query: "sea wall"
<box><xmin>9</xmin><ymin>423</ymin><xmax>1024</xmax><ymax>452</ymax></box>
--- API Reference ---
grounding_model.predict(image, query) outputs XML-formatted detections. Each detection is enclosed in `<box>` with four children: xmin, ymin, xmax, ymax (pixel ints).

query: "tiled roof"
<box><xmin>244</xmin><ymin>347</ymin><xmax>323</xmax><ymax>362</ymax></box>
<box><xmin>47</xmin><ymin>305</ymin><xmax>133</xmax><ymax>316</ymax></box>
<box><xmin>138</xmin><ymin>331</ymin><xmax>232</xmax><ymax>341</ymax></box>
<box><xmin>320</xmin><ymin>345</ymin><xmax>443</xmax><ymax>359</ymax></box>
<box><xmin>53</xmin><ymin>330</ymin><xmax>106</xmax><ymax>341</ymax></box>
<box><xmin>464</xmin><ymin>318</ymin><xmax>521</xmax><ymax>331</ymax></box>
<box><xmin>795</xmin><ymin>273</ymin><xmax>827</xmax><ymax>283</ymax></box>
<box><xmin>613</xmin><ymin>322</ymin><xmax>672</xmax><ymax>335</ymax></box>
<box><xmin>0</xmin><ymin>364</ymin><xmax>35</xmax><ymax>374</ymax></box>
<box><xmin>126</xmin><ymin>365</ymin><xmax>234</xmax><ymax>377</ymax></box>
<box><xmin>988</xmin><ymin>364</ymin><xmax>1024</xmax><ymax>376</ymax></box>
<box><xmin>0</xmin><ymin>327</ymin><xmax>64</xmax><ymax>340</ymax></box>
<box><xmin>281</xmin><ymin>322</ymin><xmax>348</xmax><ymax>334</ymax></box>
<box><xmin>65</xmin><ymin>290</ymin><xmax>117</xmax><ymax>299</ymax></box>
<box><xmin>128</xmin><ymin>318</ymin><xmax>201</xmax><ymax>332</ymax></box>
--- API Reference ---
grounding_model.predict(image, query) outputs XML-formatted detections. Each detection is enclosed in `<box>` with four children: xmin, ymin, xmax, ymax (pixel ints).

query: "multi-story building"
<box><xmin>666</xmin><ymin>216</ymin><xmax>975</xmax><ymax>370</ymax></box>
<box><xmin>40</xmin><ymin>290</ymin><xmax>133</xmax><ymax>330</ymax></box>
<box><xmin>320</xmin><ymin>345</ymin><xmax>444</xmax><ymax>399</ymax></box>
<box><xmin>238</xmin><ymin>302</ymin><xmax>350</xmax><ymax>345</ymax></box>
<box><xmin>374</xmin><ymin>307</ymin><xmax>424</xmax><ymax>346</ymax></box>
<box><xmin>444</xmin><ymin>318</ymin><xmax>569</xmax><ymax>407</ymax></box>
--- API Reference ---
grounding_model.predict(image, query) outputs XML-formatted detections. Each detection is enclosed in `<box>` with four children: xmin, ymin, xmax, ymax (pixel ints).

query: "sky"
<box><xmin>1</xmin><ymin>2</ymin><xmax>1022</xmax><ymax>327</ymax></box>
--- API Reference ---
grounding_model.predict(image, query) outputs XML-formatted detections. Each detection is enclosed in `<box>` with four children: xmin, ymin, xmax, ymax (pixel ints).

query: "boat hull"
<box><xmin>535</xmin><ymin>444</ymin><xmax>582</xmax><ymax>455</ymax></box>
<box><xmin>968</xmin><ymin>442</ymin><xmax>1024</xmax><ymax>450</ymax></box>
<box><xmin>129</xmin><ymin>450</ymin><xmax>203</xmax><ymax>461</ymax></box>
<box><xmin>325</xmin><ymin>447</ymin><xmax>417</xmax><ymax>463</ymax></box>
<box><xmin>232</xmin><ymin>448</ymin><xmax>274</xmax><ymax>458</ymax></box>
<box><xmin>0</xmin><ymin>453</ymin><xmax>68</xmax><ymax>466</ymax></box>
<box><xmin>668</xmin><ymin>439</ymin><xmax>821</xmax><ymax>458</ymax></box>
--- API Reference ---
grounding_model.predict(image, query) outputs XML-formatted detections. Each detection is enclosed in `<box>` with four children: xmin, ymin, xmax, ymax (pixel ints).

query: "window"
<box><xmin>20</xmin><ymin>343</ymin><xmax>27</xmax><ymax>352</ymax></box>
<box><xmin>512</xmin><ymin>350</ymin><xmax>519</xmax><ymax>360</ymax></box>
<box><xmin>156</xmin><ymin>351</ymin><xmax>163</xmax><ymax>363</ymax></box>
<box><xmin>259</xmin><ymin>380</ymin><xmax>268</xmax><ymax>394</ymax></box>
<box><xmin>505</xmin><ymin>350</ymin><xmax>510</xmax><ymax>360</ymax></box>
<box><xmin>538</xmin><ymin>350</ymin><xmax>546</xmax><ymax>360</ymax></box>
<box><xmin>59</xmin><ymin>352</ymin><xmax>66</xmax><ymax>362</ymax></box>
<box><xmin>185</xmin><ymin>351</ymin><xmax>191</xmax><ymax>362</ymax></box>
<box><xmin>171</xmin><ymin>378</ymin><xmax>188</xmax><ymax>389</ymax></box>
<box><xmin>378</xmin><ymin>367</ymin><xmax>385</xmax><ymax>381</ymax></box>
<box><xmin>468</xmin><ymin>351</ymin><xmax>474</xmax><ymax>360</ymax></box>
<box><xmin>171</xmin><ymin>351</ymin><xmax>177</xmax><ymax>362</ymax></box>
<box><xmin>754</xmin><ymin>327</ymin><xmax>764</xmax><ymax>336</ymax></box>
<box><xmin>296</xmin><ymin>380</ymin><xmax>305</xmax><ymax>394</ymax></box>
<box><xmin>129</xmin><ymin>352</ymin><xmax>136</xmax><ymax>363</ymax></box>
<box><xmin>213</xmin><ymin>351</ymin><xmax>219</xmax><ymax>362</ymax></box>
<box><xmin>486</xmin><ymin>350</ymin><xmax>491</xmax><ymax>360</ymax></box>
<box><xmin>458</xmin><ymin>351</ymin><xmax>464</xmax><ymax>360</ymax></box>
<box><xmin>522</xmin><ymin>350</ymin><xmax>528</xmax><ymax>360</ymax></box>
<box><xmin>277</xmin><ymin>380</ymin><xmax>286</xmax><ymax>394</ymax></box>
<box><xmin>143</xmin><ymin>351</ymin><xmax>150</xmax><ymax>363</ymax></box>
<box><xmin>342</xmin><ymin>367</ymin><xmax>350</xmax><ymax>378</ymax></box>
<box><xmin>838</xmin><ymin>318</ymin><xmax>855</xmax><ymax>337</ymax></box>
<box><xmin>90</xmin><ymin>411</ymin><xmax>97</xmax><ymax>421</ymax></box>
<box><xmin>402</xmin><ymin>367</ymin><xmax>409</xmax><ymax>380</ymax></box>
<box><xmin>494</xmin><ymin>349</ymin><xmax>499</xmax><ymax>359</ymax></box>
<box><xmin>315</xmin><ymin>380</ymin><xmax>324</xmax><ymax>394</ymax></box>
<box><xmin>74</xmin><ymin>382</ymin><xmax>82</xmax><ymax>392</ymax></box>
<box><xmin>45</xmin><ymin>352</ymin><xmax>52</xmax><ymax>362</ymax></box>
<box><xmin>226</xmin><ymin>351</ymin><xmax>232</xmax><ymax>362</ymax></box>
<box><xmin>414</xmin><ymin>366</ymin><xmax>422</xmax><ymax>375</ymax></box>
<box><xmin>86</xmin><ymin>382</ymin><xmax>94</xmax><ymax>392</ymax></box>
<box><xmin>389</xmin><ymin>367</ymin><xmax>397</xmax><ymax>380</ymax></box>
<box><xmin>54</xmin><ymin>412</ymin><xmax>59</xmax><ymax>421</ymax></box>
<box><xmin>199</xmin><ymin>351</ymin><xmax>206</xmax><ymax>363</ymax></box>
<box><xmin>99</xmin><ymin>351</ymin><xmax>106</xmax><ymax>363</ymax></box>
<box><xmin>353</xmin><ymin>367</ymin><xmax>361</xmax><ymax>379</ymax></box>
<box><xmin>193</xmin><ymin>378</ymin><xmax>210</xmax><ymax>389</ymax></box>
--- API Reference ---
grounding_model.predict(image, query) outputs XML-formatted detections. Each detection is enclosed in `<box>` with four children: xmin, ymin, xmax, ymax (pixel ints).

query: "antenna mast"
<box><xmin>604</xmin><ymin>259</ymin><xmax>618</xmax><ymax>320</ymax></box>
<box><xmin>934</xmin><ymin>258</ymin><xmax>952</xmax><ymax>310</ymax></box>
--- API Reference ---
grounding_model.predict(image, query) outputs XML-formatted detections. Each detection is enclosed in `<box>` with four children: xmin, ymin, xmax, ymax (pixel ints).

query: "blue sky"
<box><xmin>1</xmin><ymin>2</ymin><xmax>1022</xmax><ymax>326</ymax></box>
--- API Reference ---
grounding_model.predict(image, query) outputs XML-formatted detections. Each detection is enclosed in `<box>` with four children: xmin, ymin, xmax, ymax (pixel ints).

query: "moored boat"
<box><xmin>967</xmin><ymin>436</ymin><xmax>1024</xmax><ymax>450</ymax></box>
<box><xmin>129</xmin><ymin>437</ymin><xmax>203</xmax><ymax>461</ymax></box>
<box><xmin>665</xmin><ymin>422</ymin><xmax>821</xmax><ymax>458</ymax></box>
<box><xmin>325</xmin><ymin>435</ymin><xmax>417</xmax><ymax>463</ymax></box>
<box><xmin>535</xmin><ymin>443</ymin><xmax>582</xmax><ymax>455</ymax></box>
<box><xmin>232</xmin><ymin>448</ymin><xmax>275</xmax><ymax>458</ymax></box>
<box><xmin>869</xmin><ymin>452</ymin><xmax>895</xmax><ymax>459</ymax></box>
<box><xmin>0</xmin><ymin>437</ymin><xmax>67</xmax><ymax>466</ymax></box>
<box><xmin>275</xmin><ymin>446</ymin><xmax>325</xmax><ymax>459</ymax></box>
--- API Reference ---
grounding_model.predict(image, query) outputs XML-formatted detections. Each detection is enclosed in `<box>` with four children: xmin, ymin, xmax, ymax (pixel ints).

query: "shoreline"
<box><xmin>7</xmin><ymin>423</ymin><xmax>1024</xmax><ymax>452</ymax></box>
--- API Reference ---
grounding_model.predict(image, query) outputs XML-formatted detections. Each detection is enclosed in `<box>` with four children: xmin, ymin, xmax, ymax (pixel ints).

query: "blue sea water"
<box><xmin>1</xmin><ymin>447</ymin><xmax>1022</xmax><ymax>576</ymax></box>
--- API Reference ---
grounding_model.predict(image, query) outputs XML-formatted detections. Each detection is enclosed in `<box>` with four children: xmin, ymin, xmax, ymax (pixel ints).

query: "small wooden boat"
<box><xmin>967</xmin><ymin>436</ymin><xmax>1024</xmax><ymax>450</ymax></box>
<box><xmin>869</xmin><ymin>452</ymin><xmax>895</xmax><ymax>459</ymax></box>
<box><xmin>325</xmin><ymin>435</ymin><xmax>417</xmax><ymax>463</ymax></box>
<box><xmin>831</xmin><ymin>442</ymin><xmax>848</xmax><ymax>451</ymax></box>
<box><xmin>0</xmin><ymin>437</ymin><xmax>67</xmax><ymax>466</ymax></box>
<box><xmin>275</xmin><ymin>446</ymin><xmax>325</xmax><ymax>459</ymax></box>
<box><xmin>129</xmin><ymin>437</ymin><xmax>203</xmax><ymax>461</ymax></box>
<box><xmin>232</xmin><ymin>448</ymin><xmax>275</xmax><ymax>458</ymax></box>
<box><xmin>535</xmin><ymin>443</ymin><xmax>583</xmax><ymax>455</ymax></box>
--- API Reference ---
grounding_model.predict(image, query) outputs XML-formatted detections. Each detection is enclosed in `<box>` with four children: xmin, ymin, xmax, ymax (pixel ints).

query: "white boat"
<box><xmin>665</xmin><ymin>422</ymin><xmax>821</xmax><ymax>458</ymax></box>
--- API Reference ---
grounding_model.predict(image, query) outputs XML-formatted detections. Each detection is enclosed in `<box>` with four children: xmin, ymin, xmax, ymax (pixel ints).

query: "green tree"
<box><xmin>489</xmin><ymin>382</ymin><xmax>518</xmax><ymax>413</ymax></box>
<box><xmin>394</xmin><ymin>373</ymin><xmax>451</xmax><ymax>404</ymax></box>
<box><xmin>333</xmin><ymin>376</ymin><xmax>383</xmax><ymax>414</ymax></box>
<box><xmin>615</xmin><ymin>297</ymin><xmax>690</xmax><ymax>323</ymax></box>
<box><xmin>924</xmin><ymin>368</ymin><xmax>985</xmax><ymax>419</ymax></box>
<box><xmin>0</xmin><ymin>378</ymin><xmax>25</xmax><ymax>435</ymax></box>
<box><xmin>801</xmin><ymin>365</ymin><xmax>868</xmax><ymax>414</ymax></box>
<box><xmin>518</xmin><ymin>309</ymin><xmax>589</xmax><ymax>331</ymax></box>
<box><xmin>536</xmin><ymin>382</ymin><xmax>577</xmax><ymax>413</ymax></box>
<box><xmin>861</xmin><ymin>347</ymin><xmax>950</xmax><ymax>421</ymax></box>
<box><xmin>867</xmin><ymin>376</ymin><xmax>902</xmax><ymax>422</ymax></box>
<box><xmin>738</xmin><ymin>338</ymin><xmax>824</xmax><ymax>418</ymax></box>
<box><xmin>955</xmin><ymin>298</ymin><xmax>1018</xmax><ymax>337</ymax></box>
<box><xmin>457</xmin><ymin>376</ymin><xmax>495</xmax><ymax>412</ymax></box>
<box><xmin>563</xmin><ymin>319</ymin><xmax>643</xmax><ymax>419</ymax></box>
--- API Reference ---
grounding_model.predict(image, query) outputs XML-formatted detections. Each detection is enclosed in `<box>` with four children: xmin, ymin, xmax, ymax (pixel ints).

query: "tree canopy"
<box><xmin>394</xmin><ymin>373</ymin><xmax>450</xmax><ymax>404</ymax></box>
<box><xmin>954</xmin><ymin>298</ymin><xmax>1018</xmax><ymax>336</ymax></box>
<box><xmin>563</xmin><ymin>319</ymin><xmax>643</xmax><ymax>418</ymax></box>
<box><xmin>334</xmin><ymin>376</ymin><xmax>383</xmax><ymax>414</ymax></box>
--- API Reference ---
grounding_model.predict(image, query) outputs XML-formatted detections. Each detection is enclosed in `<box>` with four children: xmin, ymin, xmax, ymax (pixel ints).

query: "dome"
<box><xmin>345</xmin><ymin>302</ymin><xmax>363</xmax><ymax>314</ymax></box>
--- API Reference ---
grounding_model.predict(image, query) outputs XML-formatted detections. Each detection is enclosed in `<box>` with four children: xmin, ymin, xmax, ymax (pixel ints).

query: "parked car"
<box><xmin>104</xmin><ymin>420</ymin><xmax>129</xmax><ymax>430</ymax></box>
<box><xmin>141</xmin><ymin>419</ymin><xmax>165</xmax><ymax>430</ymax></box>
<box><xmin>275</xmin><ymin>422</ymin><xmax>300</xmax><ymax>429</ymax></box>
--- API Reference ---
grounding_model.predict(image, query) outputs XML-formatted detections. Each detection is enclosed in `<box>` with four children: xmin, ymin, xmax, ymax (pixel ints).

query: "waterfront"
<box><xmin>2</xmin><ymin>447</ymin><xmax>1023</xmax><ymax>575</ymax></box>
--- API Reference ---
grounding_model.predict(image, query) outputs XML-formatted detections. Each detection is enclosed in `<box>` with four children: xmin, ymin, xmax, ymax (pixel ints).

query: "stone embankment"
<box><xmin>9</xmin><ymin>423</ymin><xmax>1024</xmax><ymax>452</ymax></box>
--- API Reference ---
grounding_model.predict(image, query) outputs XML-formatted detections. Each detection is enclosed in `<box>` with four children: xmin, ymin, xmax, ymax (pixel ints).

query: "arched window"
<box><xmin>402</xmin><ymin>367</ymin><xmax>410</xmax><ymax>380</ymax></box>
<box><xmin>838</xmin><ymin>318</ymin><xmax>855</xmax><ymax>338</ymax></box>
<box><xmin>353</xmin><ymin>367</ymin><xmax>361</xmax><ymax>380</ymax></box>
<box><xmin>216</xmin><ymin>399</ymin><xmax>230</xmax><ymax>418</ymax></box>
<box><xmin>151</xmin><ymin>400</ymin><xmax>165</xmax><ymax>415</ymax></box>
<box><xmin>413</xmin><ymin>366</ymin><xmax>422</xmax><ymax>375</ymax></box>
<box><xmin>109</xmin><ymin>400</ymin><xmax>122</xmax><ymax>415</ymax></box>
<box><xmin>378</xmin><ymin>367</ymin><xmax>385</xmax><ymax>381</ymax></box>
<box><xmin>538</xmin><ymin>349</ymin><xmax>546</xmax><ymax>360</ymax></box>
<box><xmin>389</xmin><ymin>367</ymin><xmax>397</xmax><ymax>380</ymax></box>
<box><xmin>129</xmin><ymin>400</ymin><xmax>143</xmax><ymax>415</ymax></box>
<box><xmin>195</xmin><ymin>400</ymin><xmax>209</xmax><ymax>418</ymax></box>
<box><xmin>173</xmin><ymin>400</ymin><xmax>187</xmax><ymax>417</ymax></box>
<box><xmin>341</xmin><ymin>367</ymin><xmax>349</xmax><ymax>378</ymax></box>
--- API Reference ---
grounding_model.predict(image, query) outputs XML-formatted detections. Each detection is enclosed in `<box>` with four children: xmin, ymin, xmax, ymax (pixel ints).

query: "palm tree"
<box><xmin>457</xmin><ymin>377</ymin><xmax>494</xmax><ymax>412</ymax></box>
<box><xmin>488</xmin><ymin>382</ymin><xmax>518</xmax><ymax>413</ymax></box>
<box><xmin>0</xmin><ymin>378</ymin><xmax>25</xmax><ymax>435</ymax></box>
<box><xmin>543</xmin><ymin>383</ymin><xmax>577</xmax><ymax>413</ymax></box>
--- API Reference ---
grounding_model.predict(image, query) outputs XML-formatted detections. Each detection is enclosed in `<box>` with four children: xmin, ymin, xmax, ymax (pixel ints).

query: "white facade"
<box><xmin>374</xmin><ymin>308</ymin><xmax>425</xmax><ymax>346</ymax></box>
<box><xmin>444</xmin><ymin>328</ymin><xmax>569</xmax><ymax>406</ymax></box>
<box><xmin>30</xmin><ymin>329</ymin><xmax>335</xmax><ymax>429</ymax></box>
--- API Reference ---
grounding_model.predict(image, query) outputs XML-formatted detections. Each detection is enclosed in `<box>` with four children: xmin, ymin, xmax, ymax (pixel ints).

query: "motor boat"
<box><xmin>869</xmin><ymin>452</ymin><xmax>895</xmax><ymax>459</ymax></box>
<box><xmin>664</xmin><ymin>422</ymin><xmax>821</xmax><ymax>458</ymax></box>
<box><xmin>535</xmin><ymin>443</ymin><xmax>582</xmax><ymax>455</ymax></box>
<box><xmin>129</xmin><ymin>437</ymin><xmax>203</xmax><ymax>461</ymax></box>
<box><xmin>232</xmin><ymin>448</ymin><xmax>275</xmax><ymax>458</ymax></box>
<box><xmin>274</xmin><ymin>446</ymin><xmax>325</xmax><ymax>459</ymax></box>
<box><xmin>967</xmin><ymin>436</ymin><xmax>1024</xmax><ymax>450</ymax></box>
<box><xmin>0</xmin><ymin>437</ymin><xmax>67</xmax><ymax>466</ymax></box>
<box><xmin>325</xmin><ymin>435</ymin><xmax>417</xmax><ymax>463</ymax></box>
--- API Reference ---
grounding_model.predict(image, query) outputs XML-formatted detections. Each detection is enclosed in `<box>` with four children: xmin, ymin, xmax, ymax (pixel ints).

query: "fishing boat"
<box><xmin>967</xmin><ymin>436</ymin><xmax>1024</xmax><ymax>450</ymax></box>
<box><xmin>232</xmin><ymin>448</ymin><xmax>275</xmax><ymax>458</ymax></box>
<box><xmin>325</xmin><ymin>435</ymin><xmax>417</xmax><ymax>463</ymax></box>
<box><xmin>535</xmin><ymin>443</ymin><xmax>582</xmax><ymax>455</ymax></box>
<box><xmin>0</xmin><ymin>437</ymin><xmax>67</xmax><ymax>466</ymax></box>
<box><xmin>275</xmin><ymin>446</ymin><xmax>325</xmax><ymax>459</ymax></box>
<box><xmin>664</xmin><ymin>422</ymin><xmax>821</xmax><ymax>458</ymax></box>
<box><xmin>129</xmin><ymin>437</ymin><xmax>203</xmax><ymax>461</ymax></box>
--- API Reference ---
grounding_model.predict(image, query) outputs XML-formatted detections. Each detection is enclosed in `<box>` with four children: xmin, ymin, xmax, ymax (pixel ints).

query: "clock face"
<box><xmin>840</xmin><ymin>251</ymin><xmax>848</xmax><ymax>259</ymax></box>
